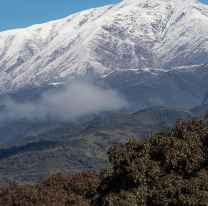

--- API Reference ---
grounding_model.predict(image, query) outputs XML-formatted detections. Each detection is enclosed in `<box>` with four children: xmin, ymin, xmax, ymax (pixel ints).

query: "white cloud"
<box><xmin>0</xmin><ymin>81</ymin><xmax>128</xmax><ymax>122</ymax></box>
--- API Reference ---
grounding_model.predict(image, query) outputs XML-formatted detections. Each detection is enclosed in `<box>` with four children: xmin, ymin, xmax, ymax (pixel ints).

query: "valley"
<box><xmin>0</xmin><ymin>104</ymin><xmax>207</xmax><ymax>186</ymax></box>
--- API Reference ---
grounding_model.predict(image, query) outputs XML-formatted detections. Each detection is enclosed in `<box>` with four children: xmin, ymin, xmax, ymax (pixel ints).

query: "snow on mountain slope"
<box><xmin>0</xmin><ymin>0</ymin><xmax>208</xmax><ymax>93</ymax></box>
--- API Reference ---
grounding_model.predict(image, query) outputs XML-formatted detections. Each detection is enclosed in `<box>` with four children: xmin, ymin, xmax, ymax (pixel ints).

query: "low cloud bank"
<box><xmin>0</xmin><ymin>81</ymin><xmax>128</xmax><ymax>122</ymax></box>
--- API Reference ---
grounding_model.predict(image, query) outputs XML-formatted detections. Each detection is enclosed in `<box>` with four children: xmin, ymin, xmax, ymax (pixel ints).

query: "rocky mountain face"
<box><xmin>0</xmin><ymin>0</ymin><xmax>208</xmax><ymax>110</ymax></box>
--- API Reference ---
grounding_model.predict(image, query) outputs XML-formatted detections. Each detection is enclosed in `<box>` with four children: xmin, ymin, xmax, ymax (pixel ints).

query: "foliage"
<box><xmin>0</xmin><ymin>171</ymin><xmax>100</xmax><ymax>206</ymax></box>
<box><xmin>92</xmin><ymin>115</ymin><xmax>208</xmax><ymax>205</ymax></box>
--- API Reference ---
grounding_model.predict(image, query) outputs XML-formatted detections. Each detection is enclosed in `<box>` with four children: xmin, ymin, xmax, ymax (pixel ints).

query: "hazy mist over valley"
<box><xmin>0</xmin><ymin>80</ymin><xmax>128</xmax><ymax>123</ymax></box>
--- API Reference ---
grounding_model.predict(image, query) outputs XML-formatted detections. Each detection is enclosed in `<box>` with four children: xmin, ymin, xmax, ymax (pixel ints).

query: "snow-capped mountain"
<box><xmin>0</xmin><ymin>0</ymin><xmax>208</xmax><ymax>109</ymax></box>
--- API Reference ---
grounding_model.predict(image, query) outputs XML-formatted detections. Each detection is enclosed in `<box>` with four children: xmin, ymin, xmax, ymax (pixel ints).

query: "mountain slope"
<box><xmin>0</xmin><ymin>0</ymin><xmax>208</xmax><ymax>109</ymax></box>
<box><xmin>0</xmin><ymin>102</ymin><xmax>208</xmax><ymax>187</ymax></box>
<box><xmin>0</xmin><ymin>105</ymin><xmax>197</xmax><ymax>186</ymax></box>
<box><xmin>0</xmin><ymin>0</ymin><xmax>207</xmax><ymax>90</ymax></box>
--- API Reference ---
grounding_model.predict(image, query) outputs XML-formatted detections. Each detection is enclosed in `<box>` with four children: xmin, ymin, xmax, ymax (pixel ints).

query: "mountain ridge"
<box><xmin>0</xmin><ymin>0</ymin><xmax>207</xmax><ymax>89</ymax></box>
<box><xmin>0</xmin><ymin>0</ymin><xmax>208</xmax><ymax>110</ymax></box>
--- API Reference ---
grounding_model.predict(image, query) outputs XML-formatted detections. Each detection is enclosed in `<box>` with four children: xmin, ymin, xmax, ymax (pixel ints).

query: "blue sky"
<box><xmin>0</xmin><ymin>0</ymin><xmax>207</xmax><ymax>32</ymax></box>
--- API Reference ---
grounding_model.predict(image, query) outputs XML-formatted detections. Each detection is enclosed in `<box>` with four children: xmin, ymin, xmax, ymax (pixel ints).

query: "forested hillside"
<box><xmin>0</xmin><ymin>104</ymin><xmax>208</xmax><ymax>187</ymax></box>
<box><xmin>1</xmin><ymin>114</ymin><xmax>208</xmax><ymax>205</ymax></box>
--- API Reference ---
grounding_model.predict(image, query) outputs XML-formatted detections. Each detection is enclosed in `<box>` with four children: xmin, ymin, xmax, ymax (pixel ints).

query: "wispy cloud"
<box><xmin>0</xmin><ymin>81</ymin><xmax>128</xmax><ymax>122</ymax></box>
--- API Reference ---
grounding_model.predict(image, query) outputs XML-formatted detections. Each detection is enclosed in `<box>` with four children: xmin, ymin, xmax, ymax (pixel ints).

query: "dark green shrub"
<box><xmin>0</xmin><ymin>171</ymin><xmax>100</xmax><ymax>206</ymax></box>
<box><xmin>92</xmin><ymin>116</ymin><xmax>208</xmax><ymax>205</ymax></box>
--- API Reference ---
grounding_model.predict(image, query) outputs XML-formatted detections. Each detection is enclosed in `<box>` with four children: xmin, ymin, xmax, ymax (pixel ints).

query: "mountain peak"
<box><xmin>0</xmin><ymin>0</ymin><xmax>207</xmax><ymax>95</ymax></box>
<box><xmin>170</xmin><ymin>0</ymin><xmax>207</xmax><ymax>7</ymax></box>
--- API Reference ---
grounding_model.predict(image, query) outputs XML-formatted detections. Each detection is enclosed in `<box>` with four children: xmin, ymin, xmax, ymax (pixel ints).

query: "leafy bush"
<box><xmin>0</xmin><ymin>172</ymin><xmax>100</xmax><ymax>206</ymax></box>
<box><xmin>92</xmin><ymin>115</ymin><xmax>208</xmax><ymax>205</ymax></box>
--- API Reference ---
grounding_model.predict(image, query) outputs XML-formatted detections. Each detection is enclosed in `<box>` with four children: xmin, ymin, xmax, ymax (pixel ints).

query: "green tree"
<box><xmin>0</xmin><ymin>172</ymin><xmax>100</xmax><ymax>206</ymax></box>
<box><xmin>92</xmin><ymin>115</ymin><xmax>208</xmax><ymax>205</ymax></box>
